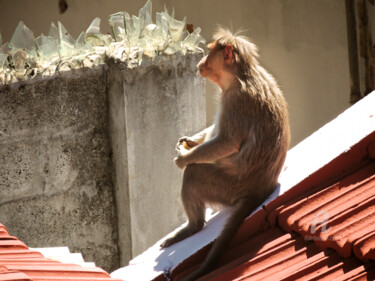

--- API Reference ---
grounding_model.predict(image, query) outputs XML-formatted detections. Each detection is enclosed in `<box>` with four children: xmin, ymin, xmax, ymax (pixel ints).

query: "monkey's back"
<box><xmin>217</xmin><ymin>66</ymin><xmax>290</xmax><ymax>197</ymax></box>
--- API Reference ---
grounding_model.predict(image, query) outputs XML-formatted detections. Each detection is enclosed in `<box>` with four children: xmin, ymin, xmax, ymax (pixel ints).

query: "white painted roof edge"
<box><xmin>30</xmin><ymin>247</ymin><xmax>96</xmax><ymax>268</ymax></box>
<box><xmin>111</xmin><ymin>91</ymin><xmax>375</xmax><ymax>281</ymax></box>
<box><xmin>279</xmin><ymin>91</ymin><xmax>375</xmax><ymax>193</ymax></box>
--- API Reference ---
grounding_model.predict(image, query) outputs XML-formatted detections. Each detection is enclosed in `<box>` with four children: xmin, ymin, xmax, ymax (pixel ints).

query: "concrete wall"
<box><xmin>0</xmin><ymin>67</ymin><xmax>120</xmax><ymax>272</ymax></box>
<box><xmin>0</xmin><ymin>53</ymin><xmax>206</xmax><ymax>269</ymax></box>
<box><xmin>0</xmin><ymin>0</ymin><xmax>358</xmax><ymax>146</ymax></box>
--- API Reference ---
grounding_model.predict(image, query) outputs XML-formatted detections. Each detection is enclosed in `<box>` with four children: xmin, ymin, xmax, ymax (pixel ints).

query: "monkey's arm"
<box><xmin>178</xmin><ymin>125</ymin><xmax>215</xmax><ymax>146</ymax></box>
<box><xmin>177</xmin><ymin>125</ymin><xmax>216</xmax><ymax>150</ymax></box>
<box><xmin>191</xmin><ymin>124</ymin><xmax>216</xmax><ymax>143</ymax></box>
<box><xmin>175</xmin><ymin>136</ymin><xmax>238</xmax><ymax>169</ymax></box>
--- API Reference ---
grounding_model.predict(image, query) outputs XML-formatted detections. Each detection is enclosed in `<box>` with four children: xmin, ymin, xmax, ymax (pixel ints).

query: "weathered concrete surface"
<box><xmin>0</xmin><ymin>53</ymin><xmax>206</xmax><ymax>270</ymax></box>
<box><xmin>0</xmin><ymin>68</ymin><xmax>120</xmax><ymax>272</ymax></box>
<box><xmin>107</xmin><ymin>62</ymin><xmax>133</xmax><ymax>266</ymax></box>
<box><xmin>108</xmin><ymin>53</ymin><xmax>206</xmax><ymax>261</ymax></box>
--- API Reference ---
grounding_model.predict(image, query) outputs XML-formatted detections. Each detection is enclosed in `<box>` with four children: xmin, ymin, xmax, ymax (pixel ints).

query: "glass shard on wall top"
<box><xmin>36</xmin><ymin>34</ymin><xmax>60</xmax><ymax>60</ymax></box>
<box><xmin>184</xmin><ymin>27</ymin><xmax>206</xmax><ymax>51</ymax></box>
<box><xmin>58</xmin><ymin>21</ymin><xmax>75</xmax><ymax>58</ymax></box>
<box><xmin>162</xmin><ymin>10</ymin><xmax>186</xmax><ymax>42</ymax></box>
<box><xmin>10</xmin><ymin>21</ymin><xmax>35</xmax><ymax>52</ymax></box>
<box><xmin>85</xmin><ymin>17</ymin><xmax>113</xmax><ymax>47</ymax></box>
<box><xmin>138</xmin><ymin>0</ymin><xmax>152</xmax><ymax>31</ymax></box>
<box><xmin>48</xmin><ymin>22</ymin><xmax>59</xmax><ymax>42</ymax></box>
<box><xmin>109</xmin><ymin>12</ymin><xmax>126</xmax><ymax>42</ymax></box>
<box><xmin>0</xmin><ymin>54</ymin><xmax>7</xmax><ymax>69</ymax></box>
<box><xmin>0</xmin><ymin>0</ymin><xmax>206</xmax><ymax>83</ymax></box>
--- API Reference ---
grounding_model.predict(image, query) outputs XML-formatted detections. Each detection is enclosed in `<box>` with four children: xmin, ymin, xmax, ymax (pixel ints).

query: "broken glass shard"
<box><xmin>164</xmin><ymin>5</ymin><xmax>175</xmax><ymax>19</ymax></box>
<box><xmin>141</xmin><ymin>23</ymin><xmax>158</xmax><ymax>37</ymax></box>
<box><xmin>0</xmin><ymin>53</ymin><xmax>7</xmax><ymax>69</ymax></box>
<box><xmin>9</xmin><ymin>21</ymin><xmax>36</xmax><ymax>52</ymax></box>
<box><xmin>2</xmin><ymin>42</ymin><xmax>10</xmax><ymax>55</ymax></box>
<box><xmin>58</xmin><ymin>21</ymin><xmax>74</xmax><ymax>44</ymax></box>
<box><xmin>156</xmin><ymin>12</ymin><xmax>169</xmax><ymax>38</ymax></box>
<box><xmin>58</xmin><ymin>21</ymin><xmax>75</xmax><ymax>57</ymax></box>
<box><xmin>48</xmin><ymin>22</ymin><xmax>59</xmax><ymax>42</ymax></box>
<box><xmin>85</xmin><ymin>17</ymin><xmax>112</xmax><ymax>47</ymax></box>
<box><xmin>36</xmin><ymin>34</ymin><xmax>60</xmax><ymax>60</ymax></box>
<box><xmin>164</xmin><ymin>41</ymin><xmax>181</xmax><ymax>55</ymax></box>
<box><xmin>75</xmin><ymin>31</ymin><xmax>90</xmax><ymax>53</ymax></box>
<box><xmin>139</xmin><ymin>25</ymin><xmax>160</xmax><ymax>58</ymax></box>
<box><xmin>180</xmin><ymin>30</ymin><xmax>189</xmax><ymax>42</ymax></box>
<box><xmin>122</xmin><ymin>11</ymin><xmax>131</xmax><ymax>35</ymax></box>
<box><xmin>124</xmin><ymin>15</ymin><xmax>141</xmax><ymax>44</ymax></box>
<box><xmin>183</xmin><ymin>27</ymin><xmax>205</xmax><ymax>51</ymax></box>
<box><xmin>162</xmin><ymin>11</ymin><xmax>186</xmax><ymax>42</ymax></box>
<box><xmin>138</xmin><ymin>0</ymin><xmax>152</xmax><ymax>31</ymax></box>
<box><xmin>85</xmin><ymin>33</ymin><xmax>112</xmax><ymax>47</ymax></box>
<box><xmin>140</xmin><ymin>23</ymin><xmax>168</xmax><ymax>54</ymax></box>
<box><xmin>8</xmin><ymin>21</ymin><xmax>38</xmax><ymax>71</ymax></box>
<box><xmin>109</xmin><ymin>12</ymin><xmax>126</xmax><ymax>42</ymax></box>
<box><xmin>86</xmin><ymin>17</ymin><xmax>101</xmax><ymax>35</ymax></box>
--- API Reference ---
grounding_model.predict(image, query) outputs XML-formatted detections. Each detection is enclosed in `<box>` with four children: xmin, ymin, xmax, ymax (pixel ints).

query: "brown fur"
<box><xmin>160</xmin><ymin>27</ymin><xmax>290</xmax><ymax>281</ymax></box>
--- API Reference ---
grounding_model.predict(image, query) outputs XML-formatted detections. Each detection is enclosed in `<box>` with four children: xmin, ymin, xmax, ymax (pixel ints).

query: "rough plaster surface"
<box><xmin>108</xmin><ymin>53</ymin><xmax>206</xmax><ymax>261</ymax></box>
<box><xmin>0</xmin><ymin>68</ymin><xmax>119</xmax><ymax>272</ymax></box>
<box><xmin>0</xmin><ymin>53</ymin><xmax>206</xmax><ymax>271</ymax></box>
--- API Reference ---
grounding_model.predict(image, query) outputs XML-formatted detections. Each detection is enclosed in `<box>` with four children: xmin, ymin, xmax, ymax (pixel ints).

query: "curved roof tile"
<box><xmin>0</xmin><ymin>224</ymin><xmax>123</xmax><ymax>281</ymax></box>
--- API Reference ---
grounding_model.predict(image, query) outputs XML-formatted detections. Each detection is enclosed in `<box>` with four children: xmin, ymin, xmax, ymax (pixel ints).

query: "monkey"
<box><xmin>160</xmin><ymin>27</ymin><xmax>290</xmax><ymax>281</ymax></box>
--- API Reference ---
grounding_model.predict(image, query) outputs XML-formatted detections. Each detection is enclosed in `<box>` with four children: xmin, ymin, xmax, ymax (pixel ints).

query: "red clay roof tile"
<box><xmin>0</xmin><ymin>270</ymin><xmax>32</xmax><ymax>281</ymax></box>
<box><xmin>0</xmin><ymin>240</ymin><xmax>28</xmax><ymax>251</ymax></box>
<box><xmin>0</xmin><ymin>226</ymin><xmax>123</xmax><ymax>281</ymax></box>
<box><xmin>278</xmin><ymin>163</ymin><xmax>375</xmax><ymax>258</ymax></box>
<box><xmin>353</xmin><ymin>232</ymin><xmax>375</xmax><ymax>263</ymax></box>
<box><xmin>0</xmin><ymin>227</ymin><xmax>9</xmax><ymax>238</ymax></box>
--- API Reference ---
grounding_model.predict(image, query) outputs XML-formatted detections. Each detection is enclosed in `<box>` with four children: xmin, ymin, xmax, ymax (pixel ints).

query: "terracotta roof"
<box><xmin>0</xmin><ymin>224</ymin><xmax>123</xmax><ymax>281</ymax></box>
<box><xmin>162</xmin><ymin>128</ymin><xmax>375</xmax><ymax>280</ymax></box>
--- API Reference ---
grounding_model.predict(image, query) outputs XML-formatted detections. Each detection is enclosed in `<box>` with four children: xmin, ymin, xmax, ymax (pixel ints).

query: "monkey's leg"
<box><xmin>183</xmin><ymin>197</ymin><xmax>259</xmax><ymax>281</ymax></box>
<box><xmin>160</xmin><ymin>164</ymin><xmax>206</xmax><ymax>248</ymax></box>
<box><xmin>160</xmin><ymin>164</ymin><xmax>236</xmax><ymax>248</ymax></box>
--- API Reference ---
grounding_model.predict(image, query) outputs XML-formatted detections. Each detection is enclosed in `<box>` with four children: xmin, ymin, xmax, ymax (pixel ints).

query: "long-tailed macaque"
<box><xmin>161</xmin><ymin>27</ymin><xmax>290</xmax><ymax>281</ymax></box>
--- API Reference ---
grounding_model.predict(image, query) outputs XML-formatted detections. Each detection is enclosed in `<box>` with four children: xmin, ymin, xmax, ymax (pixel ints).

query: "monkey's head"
<box><xmin>198</xmin><ymin>27</ymin><xmax>259</xmax><ymax>91</ymax></box>
<box><xmin>198</xmin><ymin>42</ymin><xmax>234</xmax><ymax>88</ymax></box>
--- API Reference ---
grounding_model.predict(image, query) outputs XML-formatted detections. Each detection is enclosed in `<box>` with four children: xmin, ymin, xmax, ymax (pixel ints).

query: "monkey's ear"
<box><xmin>224</xmin><ymin>44</ymin><xmax>234</xmax><ymax>64</ymax></box>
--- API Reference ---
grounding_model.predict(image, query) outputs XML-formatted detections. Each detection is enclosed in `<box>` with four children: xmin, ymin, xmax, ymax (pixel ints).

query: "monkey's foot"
<box><xmin>160</xmin><ymin>236</ymin><xmax>179</xmax><ymax>248</ymax></box>
<box><xmin>160</xmin><ymin>224</ymin><xmax>203</xmax><ymax>248</ymax></box>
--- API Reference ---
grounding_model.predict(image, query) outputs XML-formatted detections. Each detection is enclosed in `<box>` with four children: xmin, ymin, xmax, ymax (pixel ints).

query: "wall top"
<box><xmin>0</xmin><ymin>0</ymin><xmax>205</xmax><ymax>86</ymax></box>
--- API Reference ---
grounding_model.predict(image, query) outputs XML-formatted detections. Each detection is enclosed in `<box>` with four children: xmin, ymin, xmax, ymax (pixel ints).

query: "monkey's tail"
<box><xmin>191</xmin><ymin>198</ymin><xmax>257</xmax><ymax>279</ymax></box>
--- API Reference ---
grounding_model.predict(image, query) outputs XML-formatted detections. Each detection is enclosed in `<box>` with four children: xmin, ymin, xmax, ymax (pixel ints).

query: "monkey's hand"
<box><xmin>174</xmin><ymin>146</ymin><xmax>189</xmax><ymax>169</ymax></box>
<box><xmin>176</xmin><ymin>136</ymin><xmax>199</xmax><ymax>151</ymax></box>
